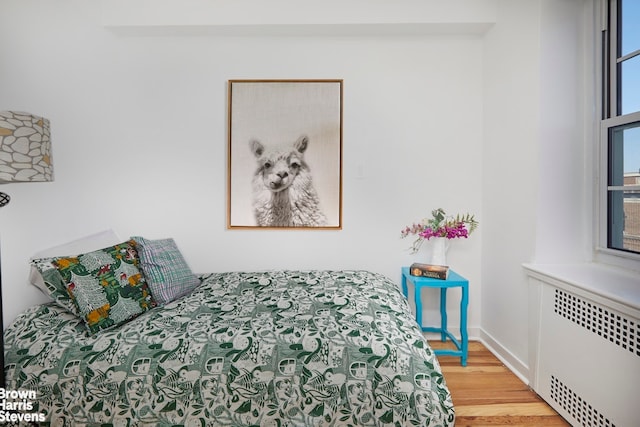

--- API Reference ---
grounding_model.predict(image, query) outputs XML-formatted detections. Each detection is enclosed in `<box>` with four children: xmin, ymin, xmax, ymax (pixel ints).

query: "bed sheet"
<box><xmin>4</xmin><ymin>270</ymin><xmax>455</xmax><ymax>426</ymax></box>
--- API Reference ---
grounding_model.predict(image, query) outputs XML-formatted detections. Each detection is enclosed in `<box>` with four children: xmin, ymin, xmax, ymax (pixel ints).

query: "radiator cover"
<box><xmin>527</xmin><ymin>268</ymin><xmax>640</xmax><ymax>427</ymax></box>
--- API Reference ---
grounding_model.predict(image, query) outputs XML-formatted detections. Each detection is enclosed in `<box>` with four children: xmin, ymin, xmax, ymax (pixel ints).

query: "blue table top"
<box><xmin>402</xmin><ymin>266</ymin><xmax>468</xmax><ymax>287</ymax></box>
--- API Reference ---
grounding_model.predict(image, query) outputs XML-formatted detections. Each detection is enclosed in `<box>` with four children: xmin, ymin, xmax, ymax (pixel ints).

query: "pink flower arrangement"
<box><xmin>401</xmin><ymin>208</ymin><xmax>478</xmax><ymax>253</ymax></box>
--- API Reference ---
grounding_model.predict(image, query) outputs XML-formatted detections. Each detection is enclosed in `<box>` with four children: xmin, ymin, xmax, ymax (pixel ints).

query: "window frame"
<box><xmin>597</xmin><ymin>0</ymin><xmax>640</xmax><ymax>266</ymax></box>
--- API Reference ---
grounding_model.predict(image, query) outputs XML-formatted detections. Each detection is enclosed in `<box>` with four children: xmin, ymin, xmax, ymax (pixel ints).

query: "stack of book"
<box><xmin>409</xmin><ymin>263</ymin><xmax>449</xmax><ymax>280</ymax></box>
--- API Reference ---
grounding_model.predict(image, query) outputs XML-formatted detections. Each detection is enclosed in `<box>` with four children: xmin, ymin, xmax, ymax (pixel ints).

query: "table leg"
<box><xmin>414</xmin><ymin>282</ymin><xmax>423</xmax><ymax>329</ymax></box>
<box><xmin>401</xmin><ymin>274</ymin><xmax>408</xmax><ymax>297</ymax></box>
<box><xmin>440</xmin><ymin>288</ymin><xmax>447</xmax><ymax>342</ymax></box>
<box><xmin>460</xmin><ymin>284</ymin><xmax>469</xmax><ymax>366</ymax></box>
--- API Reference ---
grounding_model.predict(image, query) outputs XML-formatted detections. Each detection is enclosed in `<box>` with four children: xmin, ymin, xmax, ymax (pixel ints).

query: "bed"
<box><xmin>3</xmin><ymin>238</ymin><xmax>455</xmax><ymax>426</ymax></box>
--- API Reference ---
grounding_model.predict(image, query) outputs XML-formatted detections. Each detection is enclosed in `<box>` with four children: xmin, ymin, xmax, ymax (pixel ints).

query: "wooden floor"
<box><xmin>430</xmin><ymin>340</ymin><xmax>570</xmax><ymax>426</ymax></box>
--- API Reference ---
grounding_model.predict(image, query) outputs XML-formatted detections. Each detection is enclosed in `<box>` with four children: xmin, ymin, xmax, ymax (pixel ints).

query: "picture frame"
<box><xmin>227</xmin><ymin>79</ymin><xmax>343</xmax><ymax>229</ymax></box>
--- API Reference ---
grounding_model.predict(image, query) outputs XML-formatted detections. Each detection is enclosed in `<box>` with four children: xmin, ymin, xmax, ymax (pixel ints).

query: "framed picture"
<box><xmin>227</xmin><ymin>79</ymin><xmax>343</xmax><ymax>229</ymax></box>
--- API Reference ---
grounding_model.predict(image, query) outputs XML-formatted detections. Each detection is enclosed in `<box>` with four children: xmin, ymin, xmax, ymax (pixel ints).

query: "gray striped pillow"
<box><xmin>132</xmin><ymin>236</ymin><xmax>201</xmax><ymax>305</ymax></box>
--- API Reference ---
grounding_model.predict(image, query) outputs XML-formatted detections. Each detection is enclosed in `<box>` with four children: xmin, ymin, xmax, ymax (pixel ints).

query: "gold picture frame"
<box><xmin>227</xmin><ymin>79</ymin><xmax>343</xmax><ymax>229</ymax></box>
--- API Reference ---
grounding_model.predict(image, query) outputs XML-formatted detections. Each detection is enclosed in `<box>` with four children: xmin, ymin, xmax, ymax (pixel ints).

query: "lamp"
<box><xmin>0</xmin><ymin>110</ymin><xmax>54</xmax><ymax>387</ymax></box>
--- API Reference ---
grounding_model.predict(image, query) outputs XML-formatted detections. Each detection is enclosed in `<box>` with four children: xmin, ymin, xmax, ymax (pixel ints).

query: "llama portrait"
<box><xmin>250</xmin><ymin>135</ymin><xmax>328</xmax><ymax>227</ymax></box>
<box><xmin>227</xmin><ymin>79</ymin><xmax>342</xmax><ymax>228</ymax></box>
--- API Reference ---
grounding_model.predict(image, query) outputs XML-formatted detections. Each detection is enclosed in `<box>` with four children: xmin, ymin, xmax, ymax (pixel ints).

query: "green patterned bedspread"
<box><xmin>4</xmin><ymin>270</ymin><xmax>455</xmax><ymax>426</ymax></box>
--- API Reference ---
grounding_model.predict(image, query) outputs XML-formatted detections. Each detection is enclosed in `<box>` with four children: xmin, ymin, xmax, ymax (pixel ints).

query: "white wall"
<box><xmin>482</xmin><ymin>0</ymin><xmax>589</xmax><ymax>378</ymax></box>
<box><xmin>1</xmin><ymin>1</ymin><xmax>591</xmax><ymax>384</ymax></box>
<box><xmin>0</xmin><ymin>1</ymin><xmax>486</xmax><ymax>331</ymax></box>
<box><xmin>481</xmin><ymin>0</ymin><xmax>541</xmax><ymax>374</ymax></box>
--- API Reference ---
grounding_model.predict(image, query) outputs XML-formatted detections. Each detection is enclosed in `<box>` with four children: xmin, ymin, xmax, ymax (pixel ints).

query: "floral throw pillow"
<box><xmin>53</xmin><ymin>240</ymin><xmax>156</xmax><ymax>334</ymax></box>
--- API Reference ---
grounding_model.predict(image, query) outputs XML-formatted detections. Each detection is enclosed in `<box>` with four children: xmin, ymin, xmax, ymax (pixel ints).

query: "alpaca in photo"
<box><xmin>250</xmin><ymin>135</ymin><xmax>328</xmax><ymax>227</ymax></box>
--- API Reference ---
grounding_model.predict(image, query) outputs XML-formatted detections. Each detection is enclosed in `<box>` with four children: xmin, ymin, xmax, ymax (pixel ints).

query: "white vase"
<box><xmin>428</xmin><ymin>237</ymin><xmax>449</xmax><ymax>266</ymax></box>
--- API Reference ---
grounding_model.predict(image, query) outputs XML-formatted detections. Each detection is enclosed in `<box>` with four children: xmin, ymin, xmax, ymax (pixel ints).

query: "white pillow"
<box><xmin>29</xmin><ymin>229</ymin><xmax>122</xmax><ymax>290</ymax></box>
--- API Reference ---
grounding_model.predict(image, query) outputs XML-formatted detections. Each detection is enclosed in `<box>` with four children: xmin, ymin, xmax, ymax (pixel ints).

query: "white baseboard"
<box><xmin>478</xmin><ymin>329</ymin><xmax>530</xmax><ymax>386</ymax></box>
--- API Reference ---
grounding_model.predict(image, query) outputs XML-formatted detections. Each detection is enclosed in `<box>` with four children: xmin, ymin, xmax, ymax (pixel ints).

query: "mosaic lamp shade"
<box><xmin>0</xmin><ymin>111</ymin><xmax>54</xmax><ymax>207</ymax></box>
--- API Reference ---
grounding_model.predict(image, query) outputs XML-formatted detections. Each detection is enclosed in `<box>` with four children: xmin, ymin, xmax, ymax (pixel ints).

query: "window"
<box><xmin>601</xmin><ymin>0</ymin><xmax>640</xmax><ymax>259</ymax></box>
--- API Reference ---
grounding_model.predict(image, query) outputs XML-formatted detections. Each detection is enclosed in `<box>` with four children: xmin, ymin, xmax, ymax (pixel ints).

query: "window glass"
<box><xmin>620</xmin><ymin>55</ymin><xmax>640</xmax><ymax>115</ymax></box>
<box><xmin>608</xmin><ymin>122</ymin><xmax>640</xmax><ymax>253</ymax></box>
<box><xmin>620</xmin><ymin>0</ymin><xmax>640</xmax><ymax>57</ymax></box>
<box><xmin>623</xmin><ymin>126</ymin><xmax>640</xmax><ymax>174</ymax></box>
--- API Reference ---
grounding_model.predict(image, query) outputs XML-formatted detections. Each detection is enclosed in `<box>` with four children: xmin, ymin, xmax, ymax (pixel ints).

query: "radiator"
<box><xmin>527</xmin><ymin>266</ymin><xmax>640</xmax><ymax>427</ymax></box>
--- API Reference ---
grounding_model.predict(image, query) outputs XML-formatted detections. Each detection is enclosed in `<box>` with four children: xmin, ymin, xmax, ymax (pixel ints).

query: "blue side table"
<box><xmin>401</xmin><ymin>267</ymin><xmax>469</xmax><ymax>366</ymax></box>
